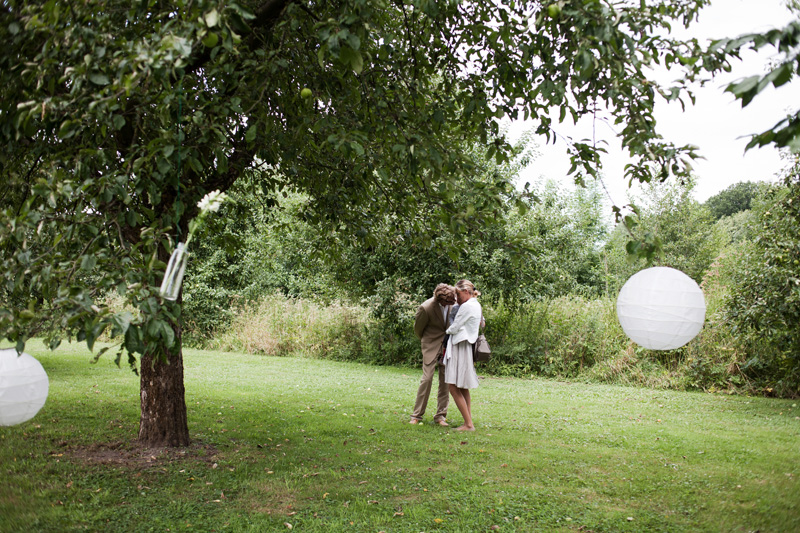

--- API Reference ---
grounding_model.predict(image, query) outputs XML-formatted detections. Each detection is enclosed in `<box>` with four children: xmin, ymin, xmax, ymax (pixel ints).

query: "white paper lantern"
<box><xmin>616</xmin><ymin>267</ymin><xmax>706</xmax><ymax>350</ymax></box>
<box><xmin>0</xmin><ymin>349</ymin><xmax>49</xmax><ymax>426</ymax></box>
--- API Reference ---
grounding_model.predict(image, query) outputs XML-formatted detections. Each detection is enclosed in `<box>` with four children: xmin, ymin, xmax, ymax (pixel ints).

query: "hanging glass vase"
<box><xmin>159</xmin><ymin>242</ymin><xmax>188</xmax><ymax>301</ymax></box>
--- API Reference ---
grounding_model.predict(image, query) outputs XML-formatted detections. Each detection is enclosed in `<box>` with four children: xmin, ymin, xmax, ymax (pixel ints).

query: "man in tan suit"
<box><xmin>410</xmin><ymin>283</ymin><xmax>456</xmax><ymax>426</ymax></box>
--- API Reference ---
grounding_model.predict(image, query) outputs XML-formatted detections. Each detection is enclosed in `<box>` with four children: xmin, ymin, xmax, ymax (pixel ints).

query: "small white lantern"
<box><xmin>616</xmin><ymin>267</ymin><xmax>706</xmax><ymax>350</ymax></box>
<box><xmin>0</xmin><ymin>349</ymin><xmax>50</xmax><ymax>426</ymax></box>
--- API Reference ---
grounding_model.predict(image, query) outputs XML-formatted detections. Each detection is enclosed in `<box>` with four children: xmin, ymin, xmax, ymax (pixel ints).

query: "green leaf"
<box><xmin>245</xmin><ymin>124</ymin><xmax>257</xmax><ymax>143</ymax></box>
<box><xmin>157</xmin><ymin>157</ymin><xmax>172</xmax><ymax>175</ymax></box>
<box><xmin>769</xmin><ymin>63</ymin><xmax>793</xmax><ymax>88</ymax></box>
<box><xmin>162</xmin><ymin>321</ymin><xmax>175</xmax><ymax>347</ymax></box>
<box><xmin>350</xmin><ymin>141</ymin><xmax>364</xmax><ymax>156</ymax></box>
<box><xmin>80</xmin><ymin>255</ymin><xmax>97</xmax><ymax>271</ymax></box>
<box><xmin>726</xmin><ymin>75</ymin><xmax>759</xmax><ymax>98</ymax></box>
<box><xmin>346</xmin><ymin>49</ymin><xmax>363</xmax><ymax>74</ymax></box>
<box><xmin>202</xmin><ymin>31</ymin><xmax>219</xmax><ymax>48</ymax></box>
<box><xmin>89</xmin><ymin>72</ymin><xmax>110</xmax><ymax>86</ymax></box>
<box><xmin>57</xmin><ymin>120</ymin><xmax>79</xmax><ymax>139</ymax></box>
<box><xmin>205</xmin><ymin>9</ymin><xmax>219</xmax><ymax>27</ymax></box>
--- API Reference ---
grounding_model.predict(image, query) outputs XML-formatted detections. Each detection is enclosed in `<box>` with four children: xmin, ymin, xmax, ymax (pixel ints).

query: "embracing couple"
<box><xmin>409</xmin><ymin>280</ymin><xmax>483</xmax><ymax>431</ymax></box>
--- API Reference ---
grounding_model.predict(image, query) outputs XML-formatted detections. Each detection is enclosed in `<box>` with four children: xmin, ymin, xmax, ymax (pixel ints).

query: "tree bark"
<box><xmin>138</xmin><ymin>338</ymin><xmax>190</xmax><ymax>447</ymax></box>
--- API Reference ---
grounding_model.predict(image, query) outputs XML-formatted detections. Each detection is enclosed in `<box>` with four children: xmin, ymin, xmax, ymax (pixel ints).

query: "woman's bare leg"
<box><xmin>449</xmin><ymin>384</ymin><xmax>474</xmax><ymax>430</ymax></box>
<box><xmin>461</xmin><ymin>389</ymin><xmax>473</xmax><ymax>429</ymax></box>
<box><xmin>449</xmin><ymin>384</ymin><xmax>466</xmax><ymax>420</ymax></box>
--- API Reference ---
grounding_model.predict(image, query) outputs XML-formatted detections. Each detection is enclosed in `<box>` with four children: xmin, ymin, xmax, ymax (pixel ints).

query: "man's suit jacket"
<box><xmin>414</xmin><ymin>297</ymin><xmax>452</xmax><ymax>365</ymax></box>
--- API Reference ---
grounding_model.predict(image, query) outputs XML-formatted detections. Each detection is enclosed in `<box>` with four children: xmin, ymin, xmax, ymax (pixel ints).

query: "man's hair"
<box><xmin>433</xmin><ymin>283</ymin><xmax>455</xmax><ymax>304</ymax></box>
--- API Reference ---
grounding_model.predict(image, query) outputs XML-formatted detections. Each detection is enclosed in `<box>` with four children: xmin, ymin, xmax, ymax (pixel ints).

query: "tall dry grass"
<box><xmin>207</xmin><ymin>293</ymin><xmax>369</xmax><ymax>359</ymax></box>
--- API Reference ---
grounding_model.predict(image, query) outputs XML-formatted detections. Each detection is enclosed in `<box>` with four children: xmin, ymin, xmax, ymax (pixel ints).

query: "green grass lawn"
<box><xmin>2</xmin><ymin>340</ymin><xmax>799</xmax><ymax>532</ymax></box>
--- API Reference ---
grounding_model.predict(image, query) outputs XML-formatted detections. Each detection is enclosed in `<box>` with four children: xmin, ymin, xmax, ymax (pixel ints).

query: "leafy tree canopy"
<box><xmin>603</xmin><ymin>177</ymin><xmax>722</xmax><ymax>291</ymax></box>
<box><xmin>704</xmin><ymin>181</ymin><xmax>765</xmax><ymax>220</ymax></box>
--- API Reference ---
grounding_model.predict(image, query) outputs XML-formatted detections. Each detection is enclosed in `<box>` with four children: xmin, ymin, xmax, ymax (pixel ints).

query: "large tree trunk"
<box><xmin>138</xmin><ymin>338</ymin><xmax>190</xmax><ymax>447</ymax></box>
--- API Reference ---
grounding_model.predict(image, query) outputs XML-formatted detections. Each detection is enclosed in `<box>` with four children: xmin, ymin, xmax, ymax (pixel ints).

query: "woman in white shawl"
<box><xmin>444</xmin><ymin>279</ymin><xmax>482</xmax><ymax>431</ymax></box>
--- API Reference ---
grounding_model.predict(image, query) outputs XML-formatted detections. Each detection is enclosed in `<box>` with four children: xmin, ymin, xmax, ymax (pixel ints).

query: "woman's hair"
<box><xmin>433</xmin><ymin>283</ymin><xmax>456</xmax><ymax>304</ymax></box>
<box><xmin>455</xmin><ymin>279</ymin><xmax>481</xmax><ymax>298</ymax></box>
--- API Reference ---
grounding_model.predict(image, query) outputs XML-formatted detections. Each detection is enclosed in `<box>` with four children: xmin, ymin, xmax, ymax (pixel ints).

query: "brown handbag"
<box><xmin>473</xmin><ymin>334</ymin><xmax>491</xmax><ymax>362</ymax></box>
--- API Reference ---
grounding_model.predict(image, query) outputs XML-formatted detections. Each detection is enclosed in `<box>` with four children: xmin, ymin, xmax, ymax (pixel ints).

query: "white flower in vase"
<box><xmin>160</xmin><ymin>190</ymin><xmax>228</xmax><ymax>300</ymax></box>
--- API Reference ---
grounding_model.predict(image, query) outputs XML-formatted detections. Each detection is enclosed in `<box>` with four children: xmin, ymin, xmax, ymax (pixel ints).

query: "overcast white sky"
<box><xmin>508</xmin><ymin>0</ymin><xmax>797</xmax><ymax>206</ymax></box>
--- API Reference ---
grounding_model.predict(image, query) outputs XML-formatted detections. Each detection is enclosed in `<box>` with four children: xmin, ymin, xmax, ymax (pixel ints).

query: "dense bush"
<box><xmin>484</xmin><ymin>296</ymin><xmax>623</xmax><ymax>377</ymax></box>
<box><xmin>357</xmin><ymin>278</ymin><xmax>422</xmax><ymax>366</ymax></box>
<box><xmin>718</xmin><ymin>167</ymin><xmax>800</xmax><ymax>396</ymax></box>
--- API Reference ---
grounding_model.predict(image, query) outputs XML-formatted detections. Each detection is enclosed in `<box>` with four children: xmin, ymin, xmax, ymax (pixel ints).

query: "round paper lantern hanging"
<box><xmin>0</xmin><ymin>349</ymin><xmax>50</xmax><ymax>426</ymax></box>
<box><xmin>616</xmin><ymin>267</ymin><xmax>706</xmax><ymax>350</ymax></box>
